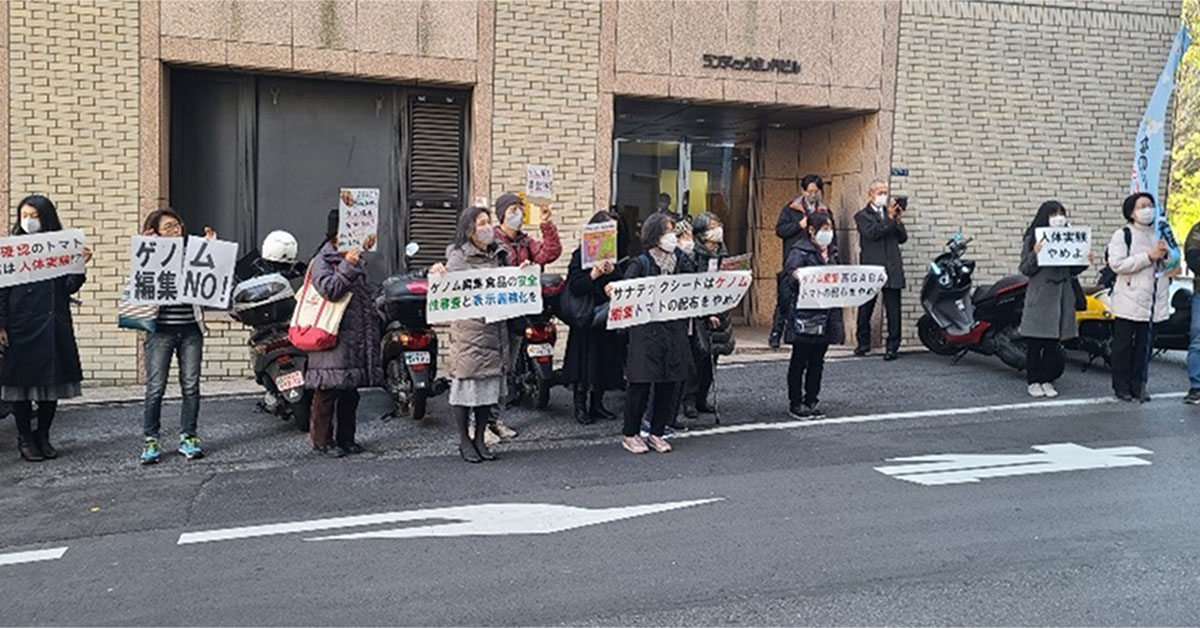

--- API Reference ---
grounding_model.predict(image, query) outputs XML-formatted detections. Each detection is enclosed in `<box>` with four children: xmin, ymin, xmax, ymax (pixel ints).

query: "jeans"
<box><xmin>143</xmin><ymin>324</ymin><xmax>203</xmax><ymax>439</ymax></box>
<box><xmin>1188</xmin><ymin>292</ymin><xmax>1200</xmax><ymax>389</ymax></box>
<box><xmin>1025</xmin><ymin>338</ymin><xmax>1063</xmax><ymax>385</ymax></box>
<box><xmin>1111</xmin><ymin>318</ymin><xmax>1151</xmax><ymax>396</ymax></box>
<box><xmin>787</xmin><ymin>342</ymin><xmax>828</xmax><ymax>407</ymax></box>
<box><xmin>856</xmin><ymin>288</ymin><xmax>902</xmax><ymax>354</ymax></box>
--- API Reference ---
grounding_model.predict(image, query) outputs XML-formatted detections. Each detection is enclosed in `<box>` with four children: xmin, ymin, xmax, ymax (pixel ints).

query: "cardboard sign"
<box><xmin>794</xmin><ymin>265</ymin><xmax>887</xmax><ymax>309</ymax></box>
<box><xmin>1034</xmin><ymin>227</ymin><xmax>1091</xmax><ymax>267</ymax></box>
<box><xmin>0</xmin><ymin>229</ymin><xmax>87</xmax><ymax>288</ymax></box>
<box><xmin>427</xmin><ymin>265</ymin><xmax>543</xmax><ymax>324</ymax></box>
<box><xmin>525</xmin><ymin>165</ymin><xmax>553</xmax><ymax>199</ymax></box>
<box><xmin>580</xmin><ymin>220</ymin><xmax>618</xmax><ymax>270</ymax></box>
<box><xmin>606</xmin><ymin>271</ymin><xmax>752</xmax><ymax>330</ymax></box>
<box><xmin>127</xmin><ymin>236</ymin><xmax>185</xmax><ymax>305</ymax></box>
<box><xmin>180</xmin><ymin>236</ymin><xmax>239</xmax><ymax>308</ymax></box>
<box><xmin>338</xmin><ymin>187</ymin><xmax>380</xmax><ymax>252</ymax></box>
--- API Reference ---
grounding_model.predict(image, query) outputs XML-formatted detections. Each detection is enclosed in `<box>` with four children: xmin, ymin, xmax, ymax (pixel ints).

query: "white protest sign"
<box><xmin>1035</xmin><ymin>227</ymin><xmax>1091</xmax><ymax>267</ymax></box>
<box><xmin>525</xmin><ymin>164</ymin><xmax>553</xmax><ymax>199</ymax></box>
<box><xmin>794</xmin><ymin>265</ymin><xmax>887</xmax><ymax>309</ymax></box>
<box><xmin>338</xmin><ymin>187</ymin><xmax>380</xmax><ymax>252</ymax></box>
<box><xmin>180</xmin><ymin>236</ymin><xmax>239</xmax><ymax>309</ymax></box>
<box><xmin>127</xmin><ymin>236</ymin><xmax>185</xmax><ymax>305</ymax></box>
<box><xmin>427</xmin><ymin>265</ymin><xmax>543</xmax><ymax>324</ymax></box>
<box><xmin>0</xmin><ymin>229</ymin><xmax>87</xmax><ymax>288</ymax></box>
<box><xmin>607</xmin><ymin>271</ymin><xmax>753</xmax><ymax>330</ymax></box>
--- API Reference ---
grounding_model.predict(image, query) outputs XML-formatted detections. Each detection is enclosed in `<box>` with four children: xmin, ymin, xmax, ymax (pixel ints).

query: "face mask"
<box><xmin>706</xmin><ymin>226</ymin><xmax>724</xmax><ymax>243</ymax></box>
<box><xmin>658</xmin><ymin>232</ymin><xmax>678</xmax><ymax>253</ymax></box>
<box><xmin>873</xmin><ymin>195</ymin><xmax>888</xmax><ymax>209</ymax></box>
<box><xmin>504</xmin><ymin>210</ymin><xmax>524</xmax><ymax>231</ymax></box>
<box><xmin>1048</xmin><ymin>215</ymin><xmax>1068</xmax><ymax>228</ymax></box>
<box><xmin>1134</xmin><ymin>207</ymin><xmax>1154</xmax><ymax>226</ymax></box>
<box><xmin>814</xmin><ymin>230</ymin><xmax>834</xmax><ymax>247</ymax></box>
<box><xmin>680</xmin><ymin>239</ymin><xmax>695</xmax><ymax>255</ymax></box>
<box><xmin>474</xmin><ymin>226</ymin><xmax>495</xmax><ymax>246</ymax></box>
<box><xmin>20</xmin><ymin>218</ymin><xmax>40</xmax><ymax>234</ymax></box>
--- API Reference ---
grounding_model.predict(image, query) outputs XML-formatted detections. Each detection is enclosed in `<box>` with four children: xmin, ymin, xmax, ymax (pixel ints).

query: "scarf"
<box><xmin>648</xmin><ymin>247</ymin><xmax>677</xmax><ymax>275</ymax></box>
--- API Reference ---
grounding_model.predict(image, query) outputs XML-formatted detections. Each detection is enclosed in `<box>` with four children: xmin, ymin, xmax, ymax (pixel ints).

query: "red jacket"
<box><xmin>493</xmin><ymin>222</ymin><xmax>562</xmax><ymax>267</ymax></box>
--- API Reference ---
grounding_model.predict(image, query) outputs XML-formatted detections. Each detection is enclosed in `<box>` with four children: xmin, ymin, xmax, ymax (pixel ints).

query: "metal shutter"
<box><xmin>406</xmin><ymin>92</ymin><xmax>467</xmax><ymax>268</ymax></box>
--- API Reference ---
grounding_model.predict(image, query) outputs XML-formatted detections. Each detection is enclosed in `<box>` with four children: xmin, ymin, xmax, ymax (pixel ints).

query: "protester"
<box><xmin>1107</xmin><ymin>192</ymin><xmax>1171</xmax><ymax>402</ymax></box>
<box><xmin>1018</xmin><ymin>201</ymin><xmax>1091</xmax><ymax>398</ymax></box>
<box><xmin>683</xmin><ymin>212</ymin><xmax>735</xmax><ymax>418</ymax></box>
<box><xmin>304</xmin><ymin>210</ymin><xmax>382</xmax><ymax>457</ymax></box>
<box><xmin>562</xmin><ymin>211</ymin><xmax>625</xmax><ymax>424</ymax></box>
<box><xmin>670</xmin><ymin>224</ymin><xmax>699</xmax><ymax>426</ymax></box>
<box><xmin>0</xmin><ymin>195</ymin><xmax>92</xmax><ymax>462</ymax></box>
<box><xmin>137</xmin><ymin>208</ymin><xmax>217</xmax><ymax>464</ymax></box>
<box><xmin>1185</xmin><ymin>220</ymin><xmax>1200</xmax><ymax>405</ymax></box>
<box><xmin>770</xmin><ymin>174</ymin><xmax>828</xmax><ymax>349</ymax></box>
<box><xmin>781</xmin><ymin>212</ymin><xmax>844</xmax><ymax>420</ymax></box>
<box><xmin>613</xmin><ymin>213</ymin><xmax>690</xmax><ymax>454</ymax></box>
<box><xmin>854</xmin><ymin>179</ymin><xmax>907</xmax><ymax>360</ymax></box>
<box><xmin>433</xmin><ymin>206</ymin><xmax>512</xmax><ymax>463</ymax></box>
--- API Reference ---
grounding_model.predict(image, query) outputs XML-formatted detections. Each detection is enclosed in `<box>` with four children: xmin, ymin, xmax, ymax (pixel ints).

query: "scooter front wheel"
<box><xmin>918</xmin><ymin>314</ymin><xmax>958</xmax><ymax>356</ymax></box>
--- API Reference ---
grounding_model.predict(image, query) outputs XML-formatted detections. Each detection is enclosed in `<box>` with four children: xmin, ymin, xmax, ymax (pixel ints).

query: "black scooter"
<box><xmin>378</xmin><ymin>248</ymin><xmax>449</xmax><ymax>421</ymax></box>
<box><xmin>508</xmin><ymin>273</ymin><xmax>566</xmax><ymax>410</ymax></box>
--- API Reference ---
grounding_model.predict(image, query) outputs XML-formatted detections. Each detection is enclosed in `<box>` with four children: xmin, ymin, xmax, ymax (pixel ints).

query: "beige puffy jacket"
<box><xmin>444</xmin><ymin>242</ymin><xmax>512</xmax><ymax>380</ymax></box>
<box><xmin>1107</xmin><ymin>222</ymin><xmax>1169</xmax><ymax>323</ymax></box>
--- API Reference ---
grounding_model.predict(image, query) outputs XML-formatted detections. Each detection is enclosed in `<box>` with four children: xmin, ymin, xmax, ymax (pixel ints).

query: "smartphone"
<box><xmin>894</xmin><ymin>195</ymin><xmax>908</xmax><ymax>211</ymax></box>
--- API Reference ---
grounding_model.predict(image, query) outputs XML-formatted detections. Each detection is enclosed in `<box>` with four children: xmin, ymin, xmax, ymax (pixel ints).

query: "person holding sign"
<box><xmin>137</xmin><ymin>208</ymin><xmax>217</xmax><ymax>464</ymax></box>
<box><xmin>780</xmin><ymin>213</ymin><xmax>845</xmax><ymax>420</ymax></box>
<box><xmin>1107</xmin><ymin>192</ymin><xmax>1173</xmax><ymax>402</ymax></box>
<box><xmin>1018</xmin><ymin>201</ymin><xmax>1092</xmax><ymax>399</ymax></box>
<box><xmin>0</xmin><ymin>195</ymin><xmax>92</xmax><ymax>462</ymax></box>
<box><xmin>304</xmin><ymin>211</ymin><xmax>382</xmax><ymax>457</ymax></box>
<box><xmin>682</xmin><ymin>212</ymin><xmax>736</xmax><ymax>419</ymax></box>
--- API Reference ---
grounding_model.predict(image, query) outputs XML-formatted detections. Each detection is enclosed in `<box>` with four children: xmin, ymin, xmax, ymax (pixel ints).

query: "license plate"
<box><xmin>404</xmin><ymin>351</ymin><xmax>431</xmax><ymax>365</ymax></box>
<box><xmin>526</xmin><ymin>343</ymin><xmax>553</xmax><ymax>358</ymax></box>
<box><xmin>275</xmin><ymin>370</ymin><xmax>304</xmax><ymax>391</ymax></box>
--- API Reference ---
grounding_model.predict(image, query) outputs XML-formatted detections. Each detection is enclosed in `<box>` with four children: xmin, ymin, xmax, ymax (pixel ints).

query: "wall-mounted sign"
<box><xmin>702</xmin><ymin>54</ymin><xmax>800</xmax><ymax>75</ymax></box>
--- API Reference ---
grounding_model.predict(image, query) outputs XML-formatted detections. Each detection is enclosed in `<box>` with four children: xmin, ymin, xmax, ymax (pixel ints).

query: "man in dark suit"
<box><xmin>854</xmin><ymin>179</ymin><xmax>907</xmax><ymax>360</ymax></box>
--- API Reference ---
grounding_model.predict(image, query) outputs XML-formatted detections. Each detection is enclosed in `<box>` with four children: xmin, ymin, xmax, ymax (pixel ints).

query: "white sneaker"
<box><xmin>467</xmin><ymin>424</ymin><xmax>502</xmax><ymax>447</ymax></box>
<box><xmin>1041</xmin><ymin>382</ymin><xmax>1059</xmax><ymax>398</ymax></box>
<box><xmin>1028</xmin><ymin>383</ymin><xmax>1045</xmax><ymax>398</ymax></box>
<box><xmin>491</xmin><ymin>420</ymin><xmax>518</xmax><ymax>439</ymax></box>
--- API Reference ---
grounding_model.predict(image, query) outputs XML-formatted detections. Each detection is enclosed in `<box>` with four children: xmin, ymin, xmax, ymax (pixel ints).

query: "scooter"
<box><xmin>509</xmin><ymin>273</ymin><xmax>566</xmax><ymax>410</ymax></box>
<box><xmin>917</xmin><ymin>234</ymin><xmax>1033</xmax><ymax>373</ymax></box>
<box><xmin>378</xmin><ymin>267</ymin><xmax>449</xmax><ymax>421</ymax></box>
<box><xmin>1068</xmin><ymin>279</ymin><xmax>1193</xmax><ymax>368</ymax></box>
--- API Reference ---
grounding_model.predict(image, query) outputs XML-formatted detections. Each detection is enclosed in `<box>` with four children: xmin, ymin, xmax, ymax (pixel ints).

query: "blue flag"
<box><xmin>1131</xmin><ymin>26</ymin><xmax>1191</xmax><ymax>270</ymax></box>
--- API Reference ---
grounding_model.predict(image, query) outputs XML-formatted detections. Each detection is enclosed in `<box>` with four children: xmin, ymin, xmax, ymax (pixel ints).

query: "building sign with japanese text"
<box><xmin>606</xmin><ymin>271</ymin><xmax>752</xmax><ymax>330</ymax></box>
<box><xmin>702</xmin><ymin>54</ymin><xmax>799</xmax><ymax>75</ymax></box>
<box><xmin>0</xmin><ymin>229</ymin><xmax>88</xmax><ymax>288</ymax></box>
<box><xmin>426</xmin><ymin>265</ymin><xmax>543</xmax><ymax>324</ymax></box>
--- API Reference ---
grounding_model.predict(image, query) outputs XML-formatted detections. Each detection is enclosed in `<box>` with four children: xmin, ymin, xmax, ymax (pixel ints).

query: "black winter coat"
<box><xmin>0</xmin><ymin>274</ymin><xmax>85</xmax><ymax>388</ymax></box>
<box><xmin>781</xmin><ymin>237</ymin><xmax>846</xmax><ymax>346</ymax></box>
<box><xmin>561</xmin><ymin>248</ymin><xmax>625</xmax><ymax>390</ymax></box>
<box><xmin>775</xmin><ymin>201</ymin><xmax>835</xmax><ymax>268</ymax></box>
<box><xmin>854</xmin><ymin>204</ymin><xmax>908</xmax><ymax>289</ymax></box>
<box><xmin>623</xmin><ymin>250</ymin><xmax>691</xmax><ymax>384</ymax></box>
<box><xmin>692</xmin><ymin>243</ymin><xmax>735</xmax><ymax>357</ymax></box>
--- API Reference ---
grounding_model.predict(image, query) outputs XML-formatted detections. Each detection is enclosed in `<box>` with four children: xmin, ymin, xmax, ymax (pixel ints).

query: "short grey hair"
<box><xmin>869</xmin><ymin>179</ymin><xmax>888</xmax><ymax>193</ymax></box>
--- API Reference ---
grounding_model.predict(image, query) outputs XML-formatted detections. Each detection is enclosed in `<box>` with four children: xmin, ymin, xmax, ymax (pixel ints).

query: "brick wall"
<box><xmin>890</xmin><ymin>0</ymin><xmax>1181</xmax><ymax>345</ymax></box>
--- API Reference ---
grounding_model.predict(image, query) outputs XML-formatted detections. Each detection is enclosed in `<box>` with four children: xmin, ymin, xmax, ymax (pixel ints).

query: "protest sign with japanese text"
<box><xmin>127</xmin><ymin>236</ymin><xmax>185</xmax><ymax>305</ymax></box>
<box><xmin>180</xmin><ymin>236</ymin><xmax>239</xmax><ymax>308</ymax></box>
<box><xmin>794</xmin><ymin>265</ymin><xmax>887</xmax><ymax>309</ymax></box>
<box><xmin>580</xmin><ymin>220</ymin><xmax>618</xmax><ymax>269</ymax></box>
<box><xmin>338</xmin><ymin>187</ymin><xmax>380</xmax><ymax>252</ymax></box>
<box><xmin>426</xmin><ymin>265</ymin><xmax>543</xmax><ymax>324</ymax></box>
<box><xmin>525</xmin><ymin>165</ymin><xmax>553</xmax><ymax>199</ymax></box>
<box><xmin>606</xmin><ymin>271</ymin><xmax>752</xmax><ymax>330</ymax></box>
<box><xmin>0</xmin><ymin>229</ymin><xmax>87</xmax><ymax>288</ymax></box>
<box><xmin>1034</xmin><ymin>227</ymin><xmax>1091</xmax><ymax>267</ymax></box>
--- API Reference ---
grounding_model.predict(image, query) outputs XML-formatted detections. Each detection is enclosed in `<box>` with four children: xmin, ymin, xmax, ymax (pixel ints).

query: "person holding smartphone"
<box><xmin>854</xmin><ymin>179</ymin><xmax>907</xmax><ymax>361</ymax></box>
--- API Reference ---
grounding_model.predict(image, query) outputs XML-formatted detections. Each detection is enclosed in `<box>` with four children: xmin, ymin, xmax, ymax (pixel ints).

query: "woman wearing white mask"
<box><xmin>780</xmin><ymin>213</ymin><xmax>844</xmax><ymax>420</ymax></box>
<box><xmin>1018</xmin><ymin>201</ymin><xmax>1092</xmax><ymax>398</ymax></box>
<box><xmin>681</xmin><ymin>213</ymin><xmax>735</xmax><ymax>419</ymax></box>
<box><xmin>1107</xmin><ymin>192</ymin><xmax>1171</xmax><ymax>402</ymax></box>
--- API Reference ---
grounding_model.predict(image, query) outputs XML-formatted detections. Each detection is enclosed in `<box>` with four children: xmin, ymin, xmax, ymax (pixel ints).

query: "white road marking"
<box><xmin>0</xmin><ymin>547</ymin><xmax>68</xmax><ymax>567</ymax></box>
<box><xmin>875</xmin><ymin>443</ymin><xmax>1153</xmax><ymax>485</ymax></box>
<box><xmin>678</xmin><ymin>392</ymin><xmax>1187</xmax><ymax>440</ymax></box>
<box><xmin>178</xmin><ymin>499</ymin><xmax>722</xmax><ymax>545</ymax></box>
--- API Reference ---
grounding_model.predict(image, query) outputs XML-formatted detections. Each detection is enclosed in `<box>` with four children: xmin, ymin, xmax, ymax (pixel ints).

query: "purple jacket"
<box><xmin>305</xmin><ymin>243</ymin><xmax>382</xmax><ymax>390</ymax></box>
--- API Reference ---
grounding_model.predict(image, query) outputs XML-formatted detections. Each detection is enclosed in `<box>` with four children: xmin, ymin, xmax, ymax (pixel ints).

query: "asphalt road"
<box><xmin>1</xmin><ymin>349</ymin><xmax>1199</xmax><ymax>626</ymax></box>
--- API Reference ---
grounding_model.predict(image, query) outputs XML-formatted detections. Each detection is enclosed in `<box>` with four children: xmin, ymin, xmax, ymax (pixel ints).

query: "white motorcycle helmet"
<box><xmin>261</xmin><ymin>230</ymin><xmax>298</xmax><ymax>263</ymax></box>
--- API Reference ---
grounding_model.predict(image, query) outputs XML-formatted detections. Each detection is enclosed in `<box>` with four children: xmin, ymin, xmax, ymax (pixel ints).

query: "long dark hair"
<box><xmin>1123</xmin><ymin>192</ymin><xmax>1156</xmax><ymax>223</ymax></box>
<box><xmin>453</xmin><ymin>206</ymin><xmax>493</xmax><ymax>249</ymax></box>
<box><xmin>640</xmin><ymin>212</ymin><xmax>673</xmax><ymax>251</ymax></box>
<box><xmin>14</xmin><ymin>194</ymin><xmax>64</xmax><ymax>235</ymax></box>
<box><xmin>1024</xmin><ymin>200</ymin><xmax>1066</xmax><ymax>239</ymax></box>
<box><xmin>142</xmin><ymin>207</ymin><xmax>185</xmax><ymax>236</ymax></box>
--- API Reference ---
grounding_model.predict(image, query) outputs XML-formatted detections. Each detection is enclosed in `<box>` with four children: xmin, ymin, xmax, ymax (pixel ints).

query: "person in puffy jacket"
<box><xmin>681</xmin><ymin>212</ymin><xmax>736</xmax><ymax>418</ymax></box>
<box><xmin>304</xmin><ymin>210</ymin><xmax>382</xmax><ymax>457</ymax></box>
<box><xmin>780</xmin><ymin>212</ymin><xmax>844</xmax><ymax>420</ymax></box>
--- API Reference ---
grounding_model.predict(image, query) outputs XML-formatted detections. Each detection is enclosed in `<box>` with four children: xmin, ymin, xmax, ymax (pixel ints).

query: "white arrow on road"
<box><xmin>875</xmin><ymin>443</ymin><xmax>1152</xmax><ymax>486</ymax></box>
<box><xmin>177</xmin><ymin>499</ymin><xmax>722</xmax><ymax>545</ymax></box>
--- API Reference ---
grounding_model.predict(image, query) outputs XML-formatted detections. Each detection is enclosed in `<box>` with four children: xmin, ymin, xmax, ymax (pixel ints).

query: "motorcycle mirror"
<box><xmin>405</xmin><ymin>242</ymin><xmax>420</xmax><ymax>258</ymax></box>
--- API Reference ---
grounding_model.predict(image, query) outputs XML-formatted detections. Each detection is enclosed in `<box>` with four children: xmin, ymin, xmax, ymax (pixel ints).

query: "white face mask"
<box><xmin>1048</xmin><ymin>215</ymin><xmax>1068</xmax><ymax>228</ymax></box>
<box><xmin>1134</xmin><ymin>207</ymin><xmax>1155</xmax><ymax>226</ymax></box>
<box><xmin>814</xmin><ymin>230</ymin><xmax>834</xmax><ymax>247</ymax></box>
<box><xmin>873</xmin><ymin>194</ymin><xmax>888</xmax><ymax>209</ymax></box>
<box><xmin>474</xmin><ymin>226</ymin><xmax>495</xmax><ymax>246</ymax></box>
<box><xmin>658</xmin><ymin>232</ymin><xmax>678</xmax><ymax>253</ymax></box>
<box><xmin>20</xmin><ymin>217</ymin><xmax>41</xmax><ymax>234</ymax></box>
<box><xmin>680</xmin><ymin>239</ymin><xmax>695</xmax><ymax>255</ymax></box>
<box><xmin>706</xmin><ymin>226</ymin><xmax>724</xmax><ymax>243</ymax></box>
<box><xmin>504</xmin><ymin>210</ymin><xmax>524</xmax><ymax>231</ymax></box>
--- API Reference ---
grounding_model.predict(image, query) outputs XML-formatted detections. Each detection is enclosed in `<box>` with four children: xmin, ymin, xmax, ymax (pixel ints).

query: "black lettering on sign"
<box><xmin>701</xmin><ymin>53</ymin><xmax>801</xmax><ymax>75</ymax></box>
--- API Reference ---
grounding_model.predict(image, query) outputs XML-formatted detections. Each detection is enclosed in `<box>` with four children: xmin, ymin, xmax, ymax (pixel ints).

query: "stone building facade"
<box><xmin>0</xmin><ymin>0</ymin><xmax>1181</xmax><ymax>385</ymax></box>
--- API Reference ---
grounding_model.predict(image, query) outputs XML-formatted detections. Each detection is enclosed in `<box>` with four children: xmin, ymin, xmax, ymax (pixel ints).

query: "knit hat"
<box><xmin>326</xmin><ymin>209</ymin><xmax>339</xmax><ymax>239</ymax></box>
<box><xmin>494</xmin><ymin>192</ymin><xmax>523</xmax><ymax>217</ymax></box>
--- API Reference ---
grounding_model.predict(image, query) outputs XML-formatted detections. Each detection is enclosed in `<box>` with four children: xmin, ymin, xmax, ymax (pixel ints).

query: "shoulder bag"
<box><xmin>288</xmin><ymin>264</ymin><xmax>352</xmax><ymax>352</ymax></box>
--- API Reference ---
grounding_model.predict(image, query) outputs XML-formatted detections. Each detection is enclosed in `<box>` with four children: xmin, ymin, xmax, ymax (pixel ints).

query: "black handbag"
<box><xmin>559</xmin><ymin>284</ymin><xmax>609</xmax><ymax>329</ymax></box>
<box><xmin>794</xmin><ymin>311</ymin><xmax>829</xmax><ymax>336</ymax></box>
<box><xmin>1071</xmin><ymin>277</ymin><xmax>1087</xmax><ymax>311</ymax></box>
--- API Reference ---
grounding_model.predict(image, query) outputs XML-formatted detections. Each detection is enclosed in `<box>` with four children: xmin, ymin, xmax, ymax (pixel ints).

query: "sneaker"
<box><xmin>1028</xmin><ymin>383</ymin><xmax>1045</xmax><ymax>398</ymax></box>
<box><xmin>804</xmin><ymin>403</ymin><xmax>826</xmax><ymax>420</ymax></box>
<box><xmin>788</xmin><ymin>404</ymin><xmax>811</xmax><ymax>420</ymax></box>
<box><xmin>1040</xmin><ymin>383</ymin><xmax>1059</xmax><ymax>398</ymax></box>
<box><xmin>178</xmin><ymin>436</ymin><xmax>204</xmax><ymax>460</ymax></box>
<box><xmin>491</xmin><ymin>420</ymin><xmax>518</xmax><ymax>439</ymax></box>
<box><xmin>1184</xmin><ymin>389</ymin><xmax>1200</xmax><ymax>405</ymax></box>
<box><xmin>140</xmin><ymin>438</ymin><xmax>162</xmax><ymax>465</ymax></box>
<box><xmin>468</xmin><ymin>424</ymin><xmax>502</xmax><ymax>447</ymax></box>
<box><xmin>622</xmin><ymin>435</ymin><xmax>649</xmax><ymax>454</ymax></box>
<box><xmin>646</xmin><ymin>435</ymin><xmax>672</xmax><ymax>453</ymax></box>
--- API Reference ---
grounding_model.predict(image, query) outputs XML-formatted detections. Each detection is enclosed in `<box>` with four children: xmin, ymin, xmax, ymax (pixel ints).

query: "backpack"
<box><xmin>1097</xmin><ymin>226</ymin><xmax>1131</xmax><ymax>291</ymax></box>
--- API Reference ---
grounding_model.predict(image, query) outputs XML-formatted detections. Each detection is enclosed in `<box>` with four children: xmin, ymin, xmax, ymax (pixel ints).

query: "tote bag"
<box><xmin>117</xmin><ymin>283</ymin><xmax>158</xmax><ymax>333</ymax></box>
<box><xmin>288</xmin><ymin>265</ymin><xmax>352</xmax><ymax>352</ymax></box>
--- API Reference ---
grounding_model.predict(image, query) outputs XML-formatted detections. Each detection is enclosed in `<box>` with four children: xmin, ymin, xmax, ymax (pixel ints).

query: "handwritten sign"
<box><xmin>127</xmin><ymin>236</ymin><xmax>185</xmax><ymax>305</ymax></box>
<box><xmin>180</xmin><ymin>236</ymin><xmax>238</xmax><ymax>308</ymax></box>
<box><xmin>525</xmin><ymin>165</ymin><xmax>553</xmax><ymax>199</ymax></box>
<box><xmin>794</xmin><ymin>265</ymin><xmax>887</xmax><ymax>309</ymax></box>
<box><xmin>580</xmin><ymin>220</ymin><xmax>618</xmax><ymax>269</ymax></box>
<box><xmin>606</xmin><ymin>271</ymin><xmax>752</xmax><ymax>330</ymax></box>
<box><xmin>338</xmin><ymin>187</ymin><xmax>380</xmax><ymax>252</ymax></box>
<box><xmin>1034</xmin><ymin>227</ymin><xmax>1091</xmax><ymax>267</ymax></box>
<box><xmin>427</xmin><ymin>265</ymin><xmax>543</xmax><ymax>324</ymax></box>
<box><xmin>0</xmin><ymin>229</ymin><xmax>87</xmax><ymax>288</ymax></box>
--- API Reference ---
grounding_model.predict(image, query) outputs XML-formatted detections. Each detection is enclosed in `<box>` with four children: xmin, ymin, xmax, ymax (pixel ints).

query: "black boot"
<box><xmin>455</xmin><ymin>406</ymin><xmax>481</xmax><ymax>463</ymax></box>
<box><xmin>17</xmin><ymin>434</ymin><xmax>44</xmax><ymax>462</ymax></box>
<box><xmin>34</xmin><ymin>404</ymin><xmax>57</xmax><ymax>459</ymax></box>
<box><xmin>473</xmin><ymin>406</ymin><xmax>497</xmax><ymax>461</ymax></box>
<box><xmin>34</xmin><ymin>431</ymin><xmax>57</xmax><ymax>459</ymax></box>
<box><xmin>574</xmin><ymin>388</ymin><xmax>594</xmax><ymax>425</ymax></box>
<box><xmin>589</xmin><ymin>391</ymin><xmax>616</xmax><ymax>421</ymax></box>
